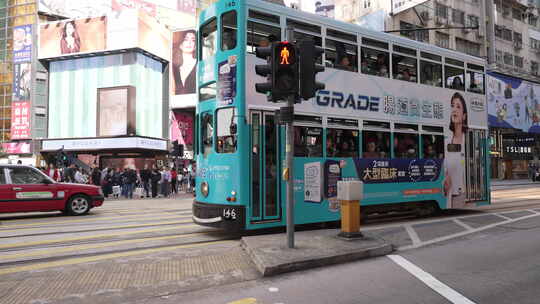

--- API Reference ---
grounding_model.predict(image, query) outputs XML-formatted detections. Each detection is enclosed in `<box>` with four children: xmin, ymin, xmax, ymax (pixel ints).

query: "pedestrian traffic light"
<box><xmin>273</xmin><ymin>41</ymin><xmax>298</xmax><ymax>98</ymax></box>
<box><xmin>255</xmin><ymin>44</ymin><xmax>274</xmax><ymax>96</ymax></box>
<box><xmin>171</xmin><ymin>140</ymin><xmax>184</xmax><ymax>157</ymax></box>
<box><xmin>299</xmin><ymin>40</ymin><xmax>325</xmax><ymax>100</ymax></box>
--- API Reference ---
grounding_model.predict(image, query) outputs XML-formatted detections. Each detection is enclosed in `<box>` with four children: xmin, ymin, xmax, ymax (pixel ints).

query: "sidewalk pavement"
<box><xmin>491</xmin><ymin>178</ymin><xmax>537</xmax><ymax>187</ymax></box>
<box><xmin>242</xmin><ymin>229</ymin><xmax>392</xmax><ymax>277</ymax></box>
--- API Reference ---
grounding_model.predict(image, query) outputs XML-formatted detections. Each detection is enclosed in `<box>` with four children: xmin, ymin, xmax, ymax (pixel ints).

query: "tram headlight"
<box><xmin>201</xmin><ymin>181</ymin><xmax>209</xmax><ymax>197</ymax></box>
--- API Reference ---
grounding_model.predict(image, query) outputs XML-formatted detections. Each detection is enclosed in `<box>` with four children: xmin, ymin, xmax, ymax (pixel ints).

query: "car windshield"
<box><xmin>8</xmin><ymin>166</ymin><xmax>54</xmax><ymax>184</ymax></box>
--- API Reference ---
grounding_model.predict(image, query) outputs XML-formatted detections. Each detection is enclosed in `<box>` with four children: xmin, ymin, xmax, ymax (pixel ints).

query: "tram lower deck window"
<box><xmin>362</xmin><ymin>131</ymin><xmax>390</xmax><ymax>158</ymax></box>
<box><xmin>394</xmin><ymin>133</ymin><xmax>419</xmax><ymax>158</ymax></box>
<box><xmin>216</xmin><ymin>107</ymin><xmax>237</xmax><ymax>153</ymax></box>
<box><xmin>422</xmin><ymin>134</ymin><xmax>444</xmax><ymax>159</ymax></box>
<box><xmin>201</xmin><ymin>112</ymin><xmax>214</xmax><ymax>157</ymax></box>
<box><xmin>294</xmin><ymin>126</ymin><xmax>322</xmax><ymax>157</ymax></box>
<box><xmin>326</xmin><ymin>129</ymin><xmax>359</xmax><ymax>157</ymax></box>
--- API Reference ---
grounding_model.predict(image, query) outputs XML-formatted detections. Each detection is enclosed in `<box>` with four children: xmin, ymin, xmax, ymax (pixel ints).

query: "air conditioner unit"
<box><xmin>514</xmin><ymin>41</ymin><xmax>523</xmax><ymax>49</ymax></box>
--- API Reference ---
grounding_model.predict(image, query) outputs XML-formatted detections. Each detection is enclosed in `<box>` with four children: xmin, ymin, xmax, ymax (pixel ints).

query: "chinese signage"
<box><xmin>392</xmin><ymin>0</ymin><xmax>430</xmax><ymax>15</ymax></box>
<box><xmin>353</xmin><ymin>158</ymin><xmax>442</xmax><ymax>184</ymax></box>
<box><xmin>1</xmin><ymin>141</ymin><xmax>31</xmax><ymax>154</ymax></box>
<box><xmin>10</xmin><ymin>101</ymin><xmax>31</xmax><ymax>140</ymax></box>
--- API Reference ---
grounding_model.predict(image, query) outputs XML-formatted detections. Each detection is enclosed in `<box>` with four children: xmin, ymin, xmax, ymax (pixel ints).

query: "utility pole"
<box><xmin>285</xmin><ymin>27</ymin><xmax>295</xmax><ymax>249</ymax></box>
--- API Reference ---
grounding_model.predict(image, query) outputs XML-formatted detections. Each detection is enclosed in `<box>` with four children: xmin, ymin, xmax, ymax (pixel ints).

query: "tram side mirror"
<box><xmin>230</xmin><ymin>123</ymin><xmax>237</xmax><ymax>135</ymax></box>
<box><xmin>447</xmin><ymin>143</ymin><xmax>461</xmax><ymax>152</ymax></box>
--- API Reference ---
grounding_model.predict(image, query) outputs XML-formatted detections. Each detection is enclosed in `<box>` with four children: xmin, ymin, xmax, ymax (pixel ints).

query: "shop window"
<box><xmin>216</xmin><ymin>107</ymin><xmax>237</xmax><ymax>153</ymax></box>
<box><xmin>394</xmin><ymin>133</ymin><xmax>419</xmax><ymax>158</ymax></box>
<box><xmin>221</xmin><ymin>11</ymin><xmax>237</xmax><ymax>51</ymax></box>
<box><xmin>362</xmin><ymin>130</ymin><xmax>390</xmax><ymax>158</ymax></box>
<box><xmin>326</xmin><ymin>129</ymin><xmax>359</xmax><ymax>157</ymax></box>
<box><xmin>201</xmin><ymin>112</ymin><xmax>214</xmax><ymax>158</ymax></box>
<box><xmin>420</xmin><ymin>60</ymin><xmax>442</xmax><ymax>87</ymax></box>
<box><xmin>294</xmin><ymin>126</ymin><xmax>323</xmax><ymax>157</ymax></box>
<box><xmin>200</xmin><ymin>17</ymin><xmax>217</xmax><ymax>60</ymax></box>
<box><xmin>421</xmin><ymin>134</ymin><xmax>444</xmax><ymax>159</ymax></box>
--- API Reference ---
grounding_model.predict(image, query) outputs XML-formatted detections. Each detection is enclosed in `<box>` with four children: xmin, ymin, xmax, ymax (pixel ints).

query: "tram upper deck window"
<box><xmin>247</xmin><ymin>21</ymin><xmax>281</xmax><ymax>53</ymax></box>
<box><xmin>325</xmin><ymin>39</ymin><xmax>357</xmax><ymax>72</ymax></box>
<box><xmin>394</xmin><ymin>133</ymin><xmax>419</xmax><ymax>158</ymax></box>
<box><xmin>286</xmin><ymin>19</ymin><xmax>321</xmax><ymax>35</ymax></box>
<box><xmin>326</xmin><ymin>129</ymin><xmax>359</xmax><ymax>158</ymax></box>
<box><xmin>445</xmin><ymin>66</ymin><xmax>465</xmax><ymax>91</ymax></box>
<box><xmin>199</xmin><ymin>82</ymin><xmax>216</xmax><ymax>102</ymax></box>
<box><xmin>216</xmin><ymin>107</ymin><xmax>237</xmax><ymax>153</ymax></box>
<box><xmin>420</xmin><ymin>60</ymin><xmax>442</xmax><ymax>87</ymax></box>
<box><xmin>248</xmin><ymin>10</ymin><xmax>280</xmax><ymax>24</ymax></box>
<box><xmin>200</xmin><ymin>18</ymin><xmax>217</xmax><ymax>60</ymax></box>
<box><xmin>294</xmin><ymin>126</ymin><xmax>323</xmax><ymax>157</ymax></box>
<box><xmin>221</xmin><ymin>11</ymin><xmax>237</xmax><ymax>51</ymax></box>
<box><xmin>467</xmin><ymin>63</ymin><xmax>485</xmax><ymax>94</ymax></box>
<box><xmin>201</xmin><ymin>112</ymin><xmax>214</xmax><ymax>158</ymax></box>
<box><xmin>392</xmin><ymin>54</ymin><xmax>417</xmax><ymax>83</ymax></box>
<box><xmin>361</xmin><ymin>47</ymin><xmax>389</xmax><ymax>77</ymax></box>
<box><xmin>362</xmin><ymin>130</ymin><xmax>390</xmax><ymax>158</ymax></box>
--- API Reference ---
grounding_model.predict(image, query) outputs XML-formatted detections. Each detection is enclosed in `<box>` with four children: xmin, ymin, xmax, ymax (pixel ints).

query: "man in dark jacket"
<box><xmin>140</xmin><ymin>165</ymin><xmax>151</xmax><ymax>198</ymax></box>
<box><xmin>151</xmin><ymin>168</ymin><xmax>161</xmax><ymax>198</ymax></box>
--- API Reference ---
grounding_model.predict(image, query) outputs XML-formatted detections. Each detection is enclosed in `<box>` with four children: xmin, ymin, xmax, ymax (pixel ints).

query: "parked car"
<box><xmin>0</xmin><ymin>165</ymin><xmax>104</xmax><ymax>215</ymax></box>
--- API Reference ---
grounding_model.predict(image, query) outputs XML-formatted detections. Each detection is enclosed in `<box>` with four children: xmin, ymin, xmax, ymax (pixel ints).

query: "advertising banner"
<box><xmin>392</xmin><ymin>0</ymin><xmax>430</xmax><ymax>15</ymax></box>
<box><xmin>170</xmin><ymin>29</ymin><xmax>197</xmax><ymax>108</ymax></box>
<box><xmin>112</xmin><ymin>0</ymin><xmax>157</xmax><ymax>16</ymax></box>
<box><xmin>487</xmin><ymin>72</ymin><xmax>540</xmax><ymax>133</ymax></box>
<box><xmin>10</xmin><ymin>101</ymin><xmax>31</xmax><ymax>140</ymax></box>
<box><xmin>1</xmin><ymin>142</ymin><xmax>31</xmax><ymax>154</ymax></box>
<box><xmin>170</xmin><ymin>111</ymin><xmax>193</xmax><ymax>158</ymax></box>
<box><xmin>13</xmin><ymin>63</ymin><xmax>31</xmax><ymax>102</ymax></box>
<box><xmin>40</xmin><ymin>17</ymin><xmax>107</xmax><ymax>58</ymax></box>
<box><xmin>353</xmin><ymin>158</ymin><xmax>443</xmax><ymax>184</ymax></box>
<box><xmin>13</xmin><ymin>25</ymin><xmax>32</xmax><ymax>63</ymax></box>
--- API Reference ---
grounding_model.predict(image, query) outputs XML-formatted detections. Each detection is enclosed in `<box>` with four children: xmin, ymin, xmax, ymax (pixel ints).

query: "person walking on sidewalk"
<box><xmin>171</xmin><ymin>167</ymin><xmax>178</xmax><ymax>195</ymax></box>
<box><xmin>151</xmin><ymin>168</ymin><xmax>161</xmax><ymax>198</ymax></box>
<box><xmin>140</xmin><ymin>165</ymin><xmax>151</xmax><ymax>198</ymax></box>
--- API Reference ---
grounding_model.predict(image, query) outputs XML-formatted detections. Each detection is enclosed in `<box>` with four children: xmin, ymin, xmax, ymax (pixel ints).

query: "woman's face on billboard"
<box><xmin>65</xmin><ymin>22</ymin><xmax>75</xmax><ymax>36</ymax></box>
<box><xmin>180</xmin><ymin>32</ymin><xmax>196</xmax><ymax>55</ymax></box>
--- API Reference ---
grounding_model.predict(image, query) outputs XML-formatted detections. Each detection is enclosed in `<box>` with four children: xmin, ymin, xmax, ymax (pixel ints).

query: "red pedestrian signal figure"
<box><xmin>280</xmin><ymin>46</ymin><xmax>290</xmax><ymax>65</ymax></box>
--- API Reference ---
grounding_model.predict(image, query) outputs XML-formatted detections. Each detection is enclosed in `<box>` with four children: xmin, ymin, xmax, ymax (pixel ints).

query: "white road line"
<box><xmin>405</xmin><ymin>225</ymin><xmax>421</xmax><ymax>246</ymax></box>
<box><xmin>528</xmin><ymin>209</ymin><xmax>540</xmax><ymax>214</ymax></box>
<box><xmin>453</xmin><ymin>219</ymin><xmax>473</xmax><ymax>231</ymax></box>
<box><xmin>398</xmin><ymin>213</ymin><xmax>540</xmax><ymax>251</ymax></box>
<box><xmin>493</xmin><ymin>213</ymin><xmax>513</xmax><ymax>221</ymax></box>
<box><xmin>388</xmin><ymin>255</ymin><xmax>476</xmax><ymax>304</ymax></box>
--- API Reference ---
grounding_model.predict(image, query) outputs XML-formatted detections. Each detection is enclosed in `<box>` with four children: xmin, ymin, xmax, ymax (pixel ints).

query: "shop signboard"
<box><xmin>1</xmin><ymin>141</ymin><xmax>31</xmax><ymax>154</ymax></box>
<box><xmin>10</xmin><ymin>101</ymin><xmax>31</xmax><ymax>140</ymax></box>
<box><xmin>13</xmin><ymin>25</ymin><xmax>32</xmax><ymax>63</ymax></box>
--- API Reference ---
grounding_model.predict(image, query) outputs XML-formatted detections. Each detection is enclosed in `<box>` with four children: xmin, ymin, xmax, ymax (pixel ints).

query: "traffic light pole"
<box><xmin>285</xmin><ymin>28</ymin><xmax>295</xmax><ymax>249</ymax></box>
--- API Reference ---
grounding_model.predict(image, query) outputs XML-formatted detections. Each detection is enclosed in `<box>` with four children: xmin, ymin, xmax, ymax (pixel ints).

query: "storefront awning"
<box><xmin>41</xmin><ymin>136</ymin><xmax>168</xmax><ymax>152</ymax></box>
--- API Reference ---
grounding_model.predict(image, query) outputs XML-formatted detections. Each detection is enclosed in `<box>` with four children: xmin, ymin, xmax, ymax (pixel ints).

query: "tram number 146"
<box><xmin>223</xmin><ymin>208</ymin><xmax>237</xmax><ymax>220</ymax></box>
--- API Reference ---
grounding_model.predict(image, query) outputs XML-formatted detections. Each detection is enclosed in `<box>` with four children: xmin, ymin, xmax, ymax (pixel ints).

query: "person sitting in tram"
<box><xmin>363</xmin><ymin>139</ymin><xmax>380</xmax><ymax>158</ymax></box>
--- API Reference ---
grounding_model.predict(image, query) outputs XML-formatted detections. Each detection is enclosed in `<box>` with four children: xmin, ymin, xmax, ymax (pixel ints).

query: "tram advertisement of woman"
<box><xmin>444</xmin><ymin>92</ymin><xmax>468</xmax><ymax>208</ymax></box>
<box><xmin>172</xmin><ymin>29</ymin><xmax>197</xmax><ymax>95</ymax></box>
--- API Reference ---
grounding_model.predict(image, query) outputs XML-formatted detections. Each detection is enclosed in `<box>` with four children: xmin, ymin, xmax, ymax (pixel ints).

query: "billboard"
<box><xmin>97</xmin><ymin>86</ymin><xmax>136</xmax><ymax>137</ymax></box>
<box><xmin>170</xmin><ymin>29</ymin><xmax>197</xmax><ymax>108</ymax></box>
<box><xmin>39</xmin><ymin>11</ymin><xmax>170</xmax><ymax>61</ymax></box>
<box><xmin>392</xmin><ymin>0</ymin><xmax>430</xmax><ymax>15</ymax></box>
<box><xmin>487</xmin><ymin>72</ymin><xmax>540</xmax><ymax>133</ymax></box>
<box><xmin>40</xmin><ymin>17</ymin><xmax>107</xmax><ymax>58</ymax></box>
<box><xmin>170</xmin><ymin>111</ymin><xmax>193</xmax><ymax>158</ymax></box>
<box><xmin>13</xmin><ymin>63</ymin><xmax>31</xmax><ymax>102</ymax></box>
<box><xmin>1</xmin><ymin>142</ymin><xmax>31</xmax><ymax>154</ymax></box>
<box><xmin>11</xmin><ymin>101</ymin><xmax>31</xmax><ymax>140</ymax></box>
<box><xmin>13</xmin><ymin>25</ymin><xmax>32</xmax><ymax>63</ymax></box>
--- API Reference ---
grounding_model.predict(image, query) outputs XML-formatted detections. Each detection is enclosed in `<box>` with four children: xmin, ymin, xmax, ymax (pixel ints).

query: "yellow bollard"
<box><xmin>337</xmin><ymin>180</ymin><xmax>364</xmax><ymax>239</ymax></box>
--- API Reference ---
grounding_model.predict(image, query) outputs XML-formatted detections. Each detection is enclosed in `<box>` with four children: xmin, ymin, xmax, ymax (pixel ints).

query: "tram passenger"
<box><xmin>376</xmin><ymin>53</ymin><xmax>389</xmax><ymax>77</ymax></box>
<box><xmin>363</xmin><ymin>139</ymin><xmax>380</xmax><ymax>158</ymax></box>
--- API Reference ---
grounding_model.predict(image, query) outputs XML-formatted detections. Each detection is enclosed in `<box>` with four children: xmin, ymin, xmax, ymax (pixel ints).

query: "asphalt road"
<box><xmin>176</xmin><ymin>211</ymin><xmax>540</xmax><ymax>304</ymax></box>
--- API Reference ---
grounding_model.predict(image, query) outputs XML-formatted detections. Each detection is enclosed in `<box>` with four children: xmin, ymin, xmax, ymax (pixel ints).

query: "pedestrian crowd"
<box><xmin>40</xmin><ymin>163</ymin><xmax>196</xmax><ymax>199</ymax></box>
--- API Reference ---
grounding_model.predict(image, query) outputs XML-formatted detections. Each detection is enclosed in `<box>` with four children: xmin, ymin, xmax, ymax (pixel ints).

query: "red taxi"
<box><xmin>0</xmin><ymin>165</ymin><xmax>104</xmax><ymax>215</ymax></box>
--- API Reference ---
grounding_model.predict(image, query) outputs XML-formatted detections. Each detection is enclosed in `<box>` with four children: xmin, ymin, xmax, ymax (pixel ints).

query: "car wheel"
<box><xmin>66</xmin><ymin>194</ymin><xmax>91</xmax><ymax>215</ymax></box>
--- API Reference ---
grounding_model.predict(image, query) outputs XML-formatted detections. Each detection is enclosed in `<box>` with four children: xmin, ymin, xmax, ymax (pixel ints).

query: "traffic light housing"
<box><xmin>299</xmin><ymin>40</ymin><xmax>325</xmax><ymax>100</ymax></box>
<box><xmin>254</xmin><ymin>42</ymin><xmax>299</xmax><ymax>102</ymax></box>
<box><xmin>171</xmin><ymin>140</ymin><xmax>184</xmax><ymax>157</ymax></box>
<box><xmin>273</xmin><ymin>42</ymin><xmax>298</xmax><ymax>98</ymax></box>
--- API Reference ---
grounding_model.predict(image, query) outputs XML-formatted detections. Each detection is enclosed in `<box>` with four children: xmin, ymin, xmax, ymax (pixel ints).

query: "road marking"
<box><xmin>388</xmin><ymin>255</ymin><xmax>476</xmax><ymax>304</ymax></box>
<box><xmin>405</xmin><ymin>225</ymin><xmax>421</xmax><ymax>246</ymax></box>
<box><xmin>0</xmin><ymin>218</ymin><xmax>193</xmax><ymax>235</ymax></box>
<box><xmin>227</xmin><ymin>298</ymin><xmax>258</xmax><ymax>304</ymax></box>
<box><xmin>1</xmin><ymin>232</ymin><xmax>211</xmax><ymax>261</ymax></box>
<box><xmin>399</xmin><ymin>213</ymin><xmax>540</xmax><ymax>250</ymax></box>
<box><xmin>0</xmin><ymin>211</ymin><xmax>192</xmax><ymax>228</ymax></box>
<box><xmin>493</xmin><ymin>213</ymin><xmax>513</xmax><ymax>220</ymax></box>
<box><xmin>453</xmin><ymin>219</ymin><xmax>473</xmax><ymax>231</ymax></box>
<box><xmin>268</xmin><ymin>287</ymin><xmax>279</xmax><ymax>292</ymax></box>
<box><xmin>0</xmin><ymin>240</ymin><xmax>234</xmax><ymax>276</ymax></box>
<box><xmin>0</xmin><ymin>224</ymin><xmax>200</xmax><ymax>250</ymax></box>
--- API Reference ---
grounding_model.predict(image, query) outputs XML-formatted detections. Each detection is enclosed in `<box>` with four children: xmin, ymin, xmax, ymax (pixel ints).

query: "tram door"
<box><xmin>465</xmin><ymin>129</ymin><xmax>488</xmax><ymax>201</ymax></box>
<box><xmin>250</xmin><ymin>111</ymin><xmax>281</xmax><ymax>222</ymax></box>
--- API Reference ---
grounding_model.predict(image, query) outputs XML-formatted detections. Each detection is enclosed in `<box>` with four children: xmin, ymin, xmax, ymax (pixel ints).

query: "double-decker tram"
<box><xmin>193</xmin><ymin>0</ymin><xmax>490</xmax><ymax>230</ymax></box>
